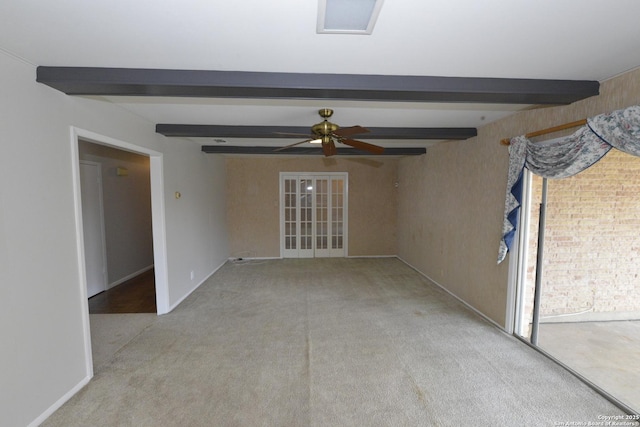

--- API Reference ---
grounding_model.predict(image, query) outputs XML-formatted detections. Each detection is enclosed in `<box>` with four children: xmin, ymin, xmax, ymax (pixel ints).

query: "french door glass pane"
<box><xmin>300</xmin><ymin>180</ymin><xmax>313</xmax><ymax>251</ymax></box>
<box><xmin>285</xmin><ymin>179</ymin><xmax>297</xmax><ymax>249</ymax></box>
<box><xmin>331</xmin><ymin>178</ymin><xmax>344</xmax><ymax>249</ymax></box>
<box><xmin>316</xmin><ymin>179</ymin><xmax>329</xmax><ymax>250</ymax></box>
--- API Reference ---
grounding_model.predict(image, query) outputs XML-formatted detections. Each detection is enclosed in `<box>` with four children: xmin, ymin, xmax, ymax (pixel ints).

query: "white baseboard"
<box><xmin>29</xmin><ymin>374</ymin><xmax>91</xmax><ymax>427</ymax></box>
<box><xmin>346</xmin><ymin>255</ymin><xmax>397</xmax><ymax>258</ymax></box>
<box><xmin>225</xmin><ymin>255</ymin><xmax>397</xmax><ymax>261</ymax></box>
<box><xmin>396</xmin><ymin>256</ymin><xmax>506</xmax><ymax>332</ymax></box>
<box><xmin>34</xmin><ymin>260</ymin><xmax>225</xmax><ymax>424</ymax></box>
<box><xmin>168</xmin><ymin>260</ymin><xmax>227</xmax><ymax>312</ymax></box>
<box><xmin>108</xmin><ymin>264</ymin><xmax>154</xmax><ymax>289</ymax></box>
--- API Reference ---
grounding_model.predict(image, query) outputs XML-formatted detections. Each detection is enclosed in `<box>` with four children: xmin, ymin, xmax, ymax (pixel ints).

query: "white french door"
<box><xmin>280</xmin><ymin>173</ymin><xmax>348</xmax><ymax>258</ymax></box>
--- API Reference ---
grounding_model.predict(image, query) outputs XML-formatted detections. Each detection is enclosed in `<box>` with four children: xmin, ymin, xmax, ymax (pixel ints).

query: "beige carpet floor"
<box><xmin>90</xmin><ymin>313</ymin><xmax>158</xmax><ymax>370</ymax></box>
<box><xmin>43</xmin><ymin>258</ymin><xmax>627</xmax><ymax>426</ymax></box>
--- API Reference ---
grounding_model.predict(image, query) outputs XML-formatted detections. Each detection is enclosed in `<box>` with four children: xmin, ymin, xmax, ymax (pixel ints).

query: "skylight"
<box><xmin>317</xmin><ymin>0</ymin><xmax>385</xmax><ymax>35</ymax></box>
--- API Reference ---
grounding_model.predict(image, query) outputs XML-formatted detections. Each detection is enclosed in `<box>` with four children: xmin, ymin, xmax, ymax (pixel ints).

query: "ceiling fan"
<box><xmin>274</xmin><ymin>109</ymin><xmax>385</xmax><ymax>157</ymax></box>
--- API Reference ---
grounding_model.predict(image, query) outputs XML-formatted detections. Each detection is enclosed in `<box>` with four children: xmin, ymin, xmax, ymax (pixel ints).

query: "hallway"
<box><xmin>88</xmin><ymin>269</ymin><xmax>156</xmax><ymax>314</ymax></box>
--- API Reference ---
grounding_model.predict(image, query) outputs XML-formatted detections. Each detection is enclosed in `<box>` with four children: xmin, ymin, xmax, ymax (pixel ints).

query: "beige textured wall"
<box><xmin>226</xmin><ymin>156</ymin><xmax>398</xmax><ymax>257</ymax></box>
<box><xmin>397</xmin><ymin>67</ymin><xmax>640</xmax><ymax>328</ymax></box>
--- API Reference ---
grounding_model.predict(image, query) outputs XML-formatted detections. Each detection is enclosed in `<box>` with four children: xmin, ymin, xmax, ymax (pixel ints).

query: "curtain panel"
<box><xmin>498</xmin><ymin>105</ymin><xmax>640</xmax><ymax>264</ymax></box>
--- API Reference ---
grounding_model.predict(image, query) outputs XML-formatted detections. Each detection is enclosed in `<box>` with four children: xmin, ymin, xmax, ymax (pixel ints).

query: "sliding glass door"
<box><xmin>512</xmin><ymin>152</ymin><xmax>640</xmax><ymax>413</ymax></box>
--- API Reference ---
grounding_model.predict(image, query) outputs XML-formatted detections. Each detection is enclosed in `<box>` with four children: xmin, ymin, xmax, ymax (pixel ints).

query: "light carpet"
<box><xmin>90</xmin><ymin>313</ymin><xmax>158</xmax><ymax>370</ymax></box>
<box><xmin>43</xmin><ymin>258</ymin><xmax>626</xmax><ymax>426</ymax></box>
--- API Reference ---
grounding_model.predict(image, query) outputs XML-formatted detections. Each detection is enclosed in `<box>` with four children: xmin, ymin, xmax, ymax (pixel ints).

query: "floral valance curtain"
<box><xmin>498</xmin><ymin>104</ymin><xmax>640</xmax><ymax>264</ymax></box>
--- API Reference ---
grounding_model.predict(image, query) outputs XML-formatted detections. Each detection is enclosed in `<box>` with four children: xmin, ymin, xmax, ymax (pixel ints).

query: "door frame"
<box><xmin>79</xmin><ymin>160</ymin><xmax>109</xmax><ymax>298</ymax></box>
<box><xmin>279</xmin><ymin>172</ymin><xmax>348</xmax><ymax>258</ymax></box>
<box><xmin>70</xmin><ymin>127</ymin><xmax>170</xmax><ymax>378</ymax></box>
<box><xmin>506</xmin><ymin>168</ymin><xmax>534</xmax><ymax>336</ymax></box>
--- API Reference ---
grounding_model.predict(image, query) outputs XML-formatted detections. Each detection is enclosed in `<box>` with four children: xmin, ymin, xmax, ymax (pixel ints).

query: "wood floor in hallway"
<box><xmin>88</xmin><ymin>269</ymin><xmax>156</xmax><ymax>314</ymax></box>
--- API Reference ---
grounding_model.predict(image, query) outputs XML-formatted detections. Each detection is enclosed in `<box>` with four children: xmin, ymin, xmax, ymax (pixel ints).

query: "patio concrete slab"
<box><xmin>539</xmin><ymin>320</ymin><xmax>640</xmax><ymax>412</ymax></box>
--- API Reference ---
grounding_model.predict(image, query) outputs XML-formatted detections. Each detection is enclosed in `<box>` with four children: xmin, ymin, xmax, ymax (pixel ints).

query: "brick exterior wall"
<box><xmin>525</xmin><ymin>149</ymin><xmax>640</xmax><ymax>322</ymax></box>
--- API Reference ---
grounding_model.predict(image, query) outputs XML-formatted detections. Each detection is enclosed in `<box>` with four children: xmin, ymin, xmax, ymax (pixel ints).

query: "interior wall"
<box><xmin>226</xmin><ymin>156</ymin><xmax>398</xmax><ymax>257</ymax></box>
<box><xmin>79</xmin><ymin>141</ymin><xmax>154</xmax><ymax>286</ymax></box>
<box><xmin>164</xmin><ymin>148</ymin><xmax>229</xmax><ymax>307</ymax></box>
<box><xmin>397</xmin><ymin>66</ymin><xmax>640</xmax><ymax>328</ymax></box>
<box><xmin>0</xmin><ymin>51</ymin><xmax>229</xmax><ymax>427</ymax></box>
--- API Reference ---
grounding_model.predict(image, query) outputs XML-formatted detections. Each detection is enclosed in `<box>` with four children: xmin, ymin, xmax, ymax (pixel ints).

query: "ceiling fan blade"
<box><xmin>322</xmin><ymin>140</ymin><xmax>337</xmax><ymax>157</ymax></box>
<box><xmin>340</xmin><ymin>138</ymin><xmax>385</xmax><ymax>155</ymax></box>
<box><xmin>274</xmin><ymin>139</ymin><xmax>314</xmax><ymax>152</ymax></box>
<box><xmin>333</xmin><ymin>126</ymin><xmax>370</xmax><ymax>137</ymax></box>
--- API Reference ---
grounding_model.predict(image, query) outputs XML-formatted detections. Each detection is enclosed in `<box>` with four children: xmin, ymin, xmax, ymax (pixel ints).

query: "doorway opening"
<box><xmin>280</xmin><ymin>172</ymin><xmax>348</xmax><ymax>258</ymax></box>
<box><xmin>71</xmin><ymin>128</ymin><xmax>169</xmax><ymax>377</ymax></box>
<box><xmin>513</xmin><ymin>149</ymin><xmax>640</xmax><ymax>413</ymax></box>
<box><xmin>79</xmin><ymin>140</ymin><xmax>156</xmax><ymax>314</ymax></box>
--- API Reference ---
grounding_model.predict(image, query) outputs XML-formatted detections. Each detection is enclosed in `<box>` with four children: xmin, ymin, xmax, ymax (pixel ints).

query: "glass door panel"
<box><xmin>298</xmin><ymin>178</ymin><xmax>314</xmax><ymax>257</ymax></box>
<box><xmin>282</xmin><ymin>178</ymin><xmax>298</xmax><ymax>257</ymax></box>
<box><xmin>281</xmin><ymin>173</ymin><xmax>347</xmax><ymax>258</ymax></box>
<box><xmin>331</xmin><ymin>178</ymin><xmax>344</xmax><ymax>252</ymax></box>
<box><xmin>514</xmin><ymin>154</ymin><xmax>640</xmax><ymax>413</ymax></box>
<box><xmin>315</xmin><ymin>178</ymin><xmax>330</xmax><ymax>256</ymax></box>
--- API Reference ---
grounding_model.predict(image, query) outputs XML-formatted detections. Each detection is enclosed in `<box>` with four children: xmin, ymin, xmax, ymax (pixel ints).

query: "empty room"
<box><xmin>2</xmin><ymin>1</ymin><xmax>640</xmax><ymax>426</ymax></box>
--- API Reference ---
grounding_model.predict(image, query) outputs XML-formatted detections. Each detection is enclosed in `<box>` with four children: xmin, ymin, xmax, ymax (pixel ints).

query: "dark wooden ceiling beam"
<box><xmin>156</xmin><ymin>124</ymin><xmax>477</xmax><ymax>140</ymax></box>
<box><xmin>201</xmin><ymin>146</ymin><xmax>426</xmax><ymax>156</ymax></box>
<box><xmin>37</xmin><ymin>67</ymin><xmax>599</xmax><ymax>104</ymax></box>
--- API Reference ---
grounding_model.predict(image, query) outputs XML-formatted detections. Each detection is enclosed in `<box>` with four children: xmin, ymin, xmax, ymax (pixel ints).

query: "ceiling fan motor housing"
<box><xmin>312</xmin><ymin>108</ymin><xmax>339</xmax><ymax>139</ymax></box>
<box><xmin>312</xmin><ymin>120</ymin><xmax>339</xmax><ymax>137</ymax></box>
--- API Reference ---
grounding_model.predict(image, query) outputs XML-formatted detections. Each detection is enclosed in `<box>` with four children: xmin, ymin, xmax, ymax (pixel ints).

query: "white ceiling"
<box><xmin>3</xmin><ymin>0</ymin><xmax>640</xmax><ymax>148</ymax></box>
